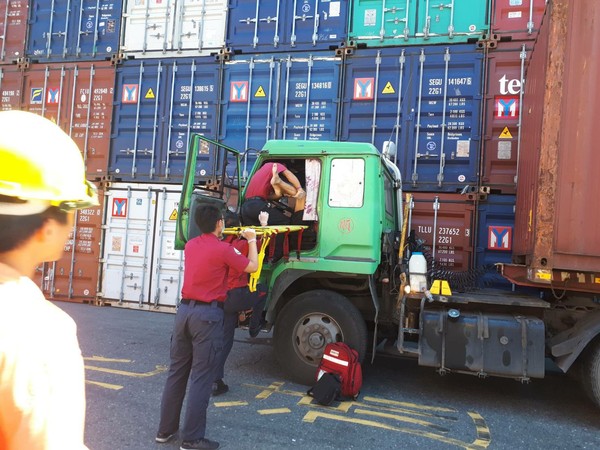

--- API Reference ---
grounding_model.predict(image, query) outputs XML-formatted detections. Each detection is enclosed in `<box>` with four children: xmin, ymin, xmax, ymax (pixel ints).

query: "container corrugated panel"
<box><xmin>491</xmin><ymin>0</ymin><xmax>547</xmax><ymax>41</ymax></box>
<box><xmin>339</xmin><ymin>45</ymin><xmax>484</xmax><ymax>192</ymax></box>
<box><xmin>0</xmin><ymin>64</ymin><xmax>24</xmax><ymax>109</ymax></box>
<box><xmin>110</xmin><ymin>57</ymin><xmax>220</xmax><ymax>183</ymax></box>
<box><xmin>226</xmin><ymin>0</ymin><xmax>348</xmax><ymax>54</ymax></box>
<box><xmin>515</xmin><ymin>0</ymin><xmax>600</xmax><ymax>275</ymax></box>
<box><xmin>348</xmin><ymin>0</ymin><xmax>489</xmax><ymax>47</ymax></box>
<box><xmin>0</xmin><ymin>0</ymin><xmax>28</xmax><ymax>63</ymax></box>
<box><xmin>480</xmin><ymin>40</ymin><xmax>532</xmax><ymax>194</ymax></box>
<box><xmin>99</xmin><ymin>183</ymin><xmax>183</xmax><ymax>310</ymax></box>
<box><xmin>121</xmin><ymin>0</ymin><xmax>226</xmax><ymax>58</ymax></box>
<box><xmin>41</xmin><ymin>186</ymin><xmax>104</xmax><ymax>302</ymax></box>
<box><xmin>474</xmin><ymin>194</ymin><xmax>515</xmax><ymax>288</ymax></box>
<box><xmin>6</xmin><ymin>62</ymin><xmax>115</xmax><ymax>179</ymax></box>
<box><xmin>407</xmin><ymin>192</ymin><xmax>475</xmax><ymax>273</ymax></box>
<box><xmin>219</xmin><ymin>51</ymin><xmax>342</xmax><ymax>178</ymax></box>
<box><xmin>26</xmin><ymin>0</ymin><xmax>123</xmax><ymax>62</ymax></box>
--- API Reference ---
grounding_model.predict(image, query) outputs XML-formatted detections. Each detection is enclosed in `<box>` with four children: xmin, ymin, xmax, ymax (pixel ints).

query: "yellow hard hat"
<box><xmin>0</xmin><ymin>110</ymin><xmax>98</xmax><ymax>215</ymax></box>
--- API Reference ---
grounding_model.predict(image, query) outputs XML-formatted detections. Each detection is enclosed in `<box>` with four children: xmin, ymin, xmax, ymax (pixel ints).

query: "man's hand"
<box><xmin>258</xmin><ymin>211</ymin><xmax>269</xmax><ymax>226</ymax></box>
<box><xmin>241</xmin><ymin>228</ymin><xmax>256</xmax><ymax>241</ymax></box>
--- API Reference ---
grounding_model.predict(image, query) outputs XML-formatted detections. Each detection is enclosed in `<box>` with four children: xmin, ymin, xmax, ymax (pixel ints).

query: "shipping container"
<box><xmin>219</xmin><ymin>51</ymin><xmax>342</xmax><ymax>178</ymax></box>
<box><xmin>406</xmin><ymin>192</ymin><xmax>475</xmax><ymax>273</ymax></box>
<box><xmin>26</xmin><ymin>0</ymin><xmax>123</xmax><ymax>62</ymax></box>
<box><xmin>98</xmin><ymin>183</ymin><xmax>183</xmax><ymax>310</ymax></box>
<box><xmin>480</xmin><ymin>41</ymin><xmax>532</xmax><ymax>194</ymax></box>
<box><xmin>40</xmin><ymin>186</ymin><xmax>104</xmax><ymax>302</ymax></box>
<box><xmin>510</xmin><ymin>0</ymin><xmax>600</xmax><ymax>287</ymax></box>
<box><xmin>491</xmin><ymin>0</ymin><xmax>547</xmax><ymax>41</ymax></box>
<box><xmin>120</xmin><ymin>0</ymin><xmax>227</xmax><ymax>59</ymax></box>
<box><xmin>225</xmin><ymin>0</ymin><xmax>348</xmax><ymax>54</ymax></box>
<box><xmin>474</xmin><ymin>194</ymin><xmax>515</xmax><ymax>288</ymax></box>
<box><xmin>109</xmin><ymin>57</ymin><xmax>221</xmax><ymax>183</ymax></box>
<box><xmin>339</xmin><ymin>45</ymin><xmax>484</xmax><ymax>192</ymax></box>
<box><xmin>2</xmin><ymin>62</ymin><xmax>115</xmax><ymax>179</ymax></box>
<box><xmin>0</xmin><ymin>0</ymin><xmax>28</xmax><ymax>63</ymax></box>
<box><xmin>348</xmin><ymin>0</ymin><xmax>489</xmax><ymax>47</ymax></box>
<box><xmin>0</xmin><ymin>64</ymin><xmax>23</xmax><ymax>108</ymax></box>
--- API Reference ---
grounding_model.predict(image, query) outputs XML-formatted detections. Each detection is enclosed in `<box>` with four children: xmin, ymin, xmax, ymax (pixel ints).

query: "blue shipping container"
<box><xmin>475</xmin><ymin>194</ymin><xmax>515</xmax><ymax>289</ymax></box>
<box><xmin>226</xmin><ymin>0</ymin><xmax>348</xmax><ymax>54</ymax></box>
<box><xmin>27</xmin><ymin>0</ymin><xmax>123</xmax><ymax>62</ymax></box>
<box><xmin>110</xmin><ymin>57</ymin><xmax>221</xmax><ymax>182</ymax></box>
<box><xmin>339</xmin><ymin>45</ymin><xmax>484</xmax><ymax>192</ymax></box>
<box><xmin>219</xmin><ymin>51</ymin><xmax>342</xmax><ymax>178</ymax></box>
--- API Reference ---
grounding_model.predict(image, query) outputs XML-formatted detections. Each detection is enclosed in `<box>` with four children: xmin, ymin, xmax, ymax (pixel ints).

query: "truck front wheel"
<box><xmin>273</xmin><ymin>289</ymin><xmax>368</xmax><ymax>385</ymax></box>
<box><xmin>581</xmin><ymin>336</ymin><xmax>600</xmax><ymax>408</ymax></box>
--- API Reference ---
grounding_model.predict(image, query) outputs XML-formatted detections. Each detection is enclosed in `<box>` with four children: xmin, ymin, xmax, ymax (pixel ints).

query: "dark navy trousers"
<box><xmin>158</xmin><ymin>301</ymin><xmax>224</xmax><ymax>441</ymax></box>
<box><xmin>215</xmin><ymin>285</ymin><xmax>267</xmax><ymax>381</ymax></box>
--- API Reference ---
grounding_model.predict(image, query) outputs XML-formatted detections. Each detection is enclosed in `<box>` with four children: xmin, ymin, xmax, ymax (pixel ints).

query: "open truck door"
<box><xmin>175</xmin><ymin>135</ymin><xmax>243</xmax><ymax>250</ymax></box>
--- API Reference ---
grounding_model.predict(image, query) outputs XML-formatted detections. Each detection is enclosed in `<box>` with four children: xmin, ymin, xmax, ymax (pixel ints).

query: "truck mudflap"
<box><xmin>418</xmin><ymin>310</ymin><xmax>546</xmax><ymax>380</ymax></box>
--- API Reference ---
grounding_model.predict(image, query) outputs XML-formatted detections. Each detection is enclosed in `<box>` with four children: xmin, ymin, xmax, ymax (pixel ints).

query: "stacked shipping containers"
<box><xmin>1</xmin><ymin>0</ymin><xmax>548</xmax><ymax>310</ymax></box>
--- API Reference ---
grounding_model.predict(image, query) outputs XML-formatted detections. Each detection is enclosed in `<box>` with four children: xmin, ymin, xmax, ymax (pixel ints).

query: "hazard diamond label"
<box><xmin>169</xmin><ymin>209</ymin><xmax>177</xmax><ymax>220</ymax></box>
<box><xmin>382</xmin><ymin>82</ymin><xmax>395</xmax><ymax>94</ymax></box>
<box><xmin>254</xmin><ymin>86</ymin><xmax>266</xmax><ymax>97</ymax></box>
<box><xmin>499</xmin><ymin>127</ymin><xmax>513</xmax><ymax>139</ymax></box>
<box><xmin>145</xmin><ymin>88</ymin><xmax>155</xmax><ymax>99</ymax></box>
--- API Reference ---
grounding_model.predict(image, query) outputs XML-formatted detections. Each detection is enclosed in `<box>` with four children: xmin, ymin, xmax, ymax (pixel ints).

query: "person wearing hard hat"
<box><xmin>0</xmin><ymin>111</ymin><xmax>98</xmax><ymax>449</ymax></box>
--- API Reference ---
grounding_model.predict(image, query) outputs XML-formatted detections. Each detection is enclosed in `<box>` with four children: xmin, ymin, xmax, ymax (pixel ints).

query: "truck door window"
<box><xmin>328</xmin><ymin>158</ymin><xmax>365</xmax><ymax>208</ymax></box>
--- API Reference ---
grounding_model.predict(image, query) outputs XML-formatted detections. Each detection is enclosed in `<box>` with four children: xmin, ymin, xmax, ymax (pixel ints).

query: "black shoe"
<box><xmin>155</xmin><ymin>431</ymin><xmax>176</xmax><ymax>443</ymax></box>
<box><xmin>249</xmin><ymin>319</ymin><xmax>266</xmax><ymax>338</ymax></box>
<box><xmin>211</xmin><ymin>379</ymin><xmax>229</xmax><ymax>396</ymax></box>
<box><xmin>180</xmin><ymin>438</ymin><xmax>220</xmax><ymax>450</ymax></box>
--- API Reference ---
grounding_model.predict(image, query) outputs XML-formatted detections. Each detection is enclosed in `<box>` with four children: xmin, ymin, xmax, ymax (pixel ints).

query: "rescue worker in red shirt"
<box><xmin>212</xmin><ymin>211</ymin><xmax>267</xmax><ymax>396</ymax></box>
<box><xmin>241</xmin><ymin>162</ymin><xmax>305</xmax><ymax>226</ymax></box>
<box><xmin>156</xmin><ymin>204</ymin><xmax>258</xmax><ymax>450</ymax></box>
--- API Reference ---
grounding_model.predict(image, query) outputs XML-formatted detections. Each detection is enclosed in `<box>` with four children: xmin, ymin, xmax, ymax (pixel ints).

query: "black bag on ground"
<box><xmin>307</xmin><ymin>372</ymin><xmax>341</xmax><ymax>406</ymax></box>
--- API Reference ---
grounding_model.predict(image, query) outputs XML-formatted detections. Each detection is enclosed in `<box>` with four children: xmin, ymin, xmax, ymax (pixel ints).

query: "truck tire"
<box><xmin>273</xmin><ymin>289</ymin><xmax>368</xmax><ymax>385</ymax></box>
<box><xmin>581</xmin><ymin>336</ymin><xmax>600</xmax><ymax>408</ymax></box>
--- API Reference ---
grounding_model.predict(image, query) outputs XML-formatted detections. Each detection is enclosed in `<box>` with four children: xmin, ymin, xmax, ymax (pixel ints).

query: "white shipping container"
<box><xmin>120</xmin><ymin>0</ymin><xmax>227</xmax><ymax>58</ymax></box>
<box><xmin>99</xmin><ymin>183</ymin><xmax>184</xmax><ymax>309</ymax></box>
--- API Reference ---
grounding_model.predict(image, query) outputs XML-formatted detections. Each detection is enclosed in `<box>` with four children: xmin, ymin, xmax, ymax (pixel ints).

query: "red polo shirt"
<box><xmin>182</xmin><ymin>233</ymin><xmax>249</xmax><ymax>302</ymax></box>
<box><xmin>244</xmin><ymin>162</ymin><xmax>288</xmax><ymax>199</ymax></box>
<box><xmin>223</xmin><ymin>236</ymin><xmax>249</xmax><ymax>290</ymax></box>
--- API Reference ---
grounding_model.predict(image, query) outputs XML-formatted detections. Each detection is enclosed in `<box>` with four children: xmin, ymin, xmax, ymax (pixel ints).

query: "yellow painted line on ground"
<box><xmin>84</xmin><ymin>356</ymin><xmax>132</xmax><ymax>363</ymax></box>
<box><xmin>466</xmin><ymin>411</ymin><xmax>491</xmax><ymax>449</ymax></box>
<box><xmin>85</xmin><ymin>380</ymin><xmax>123</xmax><ymax>390</ymax></box>
<box><xmin>257</xmin><ymin>408</ymin><xmax>291</xmax><ymax>415</ymax></box>
<box><xmin>352</xmin><ymin>400</ymin><xmax>458</xmax><ymax>421</ymax></box>
<box><xmin>84</xmin><ymin>364</ymin><xmax>167</xmax><ymax>378</ymax></box>
<box><xmin>297</xmin><ymin>395</ymin><xmax>353</xmax><ymax>413</ymax></box>
<box><xmin>254</xmin><ymin>381</ymin><xmax>285</xmax><ymax>399</ymax></box>
<box><xmin>354</xmin><ymin>408</ymin><xmax>449</xmax><ymax>433</ymax></box>
<box><xmin>363</xmin><ymin>396</ymin><xmax>457</xmax><ymax>413</ymax></box>
<box><xmin>303</xmin><ymin>410</ymin><xmax>487</xmax><ymax>448</ymax></box>
<box><xmin>214</xmin><ymin>401</ymin><xmax>248</xmax><ymax>408</ymax></box>
<box><xmin>244</xmin><ymin>382</ymin><xmax>304</xmax><ymax>397</ymax></box>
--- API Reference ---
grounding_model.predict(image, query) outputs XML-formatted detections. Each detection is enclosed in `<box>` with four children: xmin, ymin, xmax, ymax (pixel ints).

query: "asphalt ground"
<box><xmin>56</xmin><ymin>302</ymin><xmax>600</xmax><ymax>450</ymax></box>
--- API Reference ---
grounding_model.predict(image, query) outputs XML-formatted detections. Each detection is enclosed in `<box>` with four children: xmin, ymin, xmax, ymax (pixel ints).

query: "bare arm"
<box><xmin>241</xmin><ymin>228</ymin><xmax>258</xmax><ymax>273</ymax></box>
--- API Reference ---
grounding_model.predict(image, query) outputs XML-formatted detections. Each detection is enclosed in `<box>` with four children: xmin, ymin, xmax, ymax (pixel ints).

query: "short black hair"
<box><xmin>224</xmin><ymin>210</ymin><xmax>241</xmax><ymax>228</ymax></box>
<box><xmin>195</xmin><ymin>204</ymin><xmax>222</xmax><ymax>234</ymax></box>
<box><xmin>0</xmin><ymin>196</ymin><xmax>69</xmax><ymax>253</ymax></box>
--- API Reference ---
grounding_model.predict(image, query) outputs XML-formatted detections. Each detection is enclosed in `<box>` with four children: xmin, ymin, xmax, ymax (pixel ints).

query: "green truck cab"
<box><xmin>176</xmin><ymin>136</ymin><xmax>403</xmax><ymax>384</ymax></box>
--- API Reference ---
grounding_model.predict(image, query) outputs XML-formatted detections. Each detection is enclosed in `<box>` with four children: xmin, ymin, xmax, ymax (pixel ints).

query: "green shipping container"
<box><xmin>348</xmin><ymin>0</ymin><xmax>489</xmax><ymax>47</ymax></box>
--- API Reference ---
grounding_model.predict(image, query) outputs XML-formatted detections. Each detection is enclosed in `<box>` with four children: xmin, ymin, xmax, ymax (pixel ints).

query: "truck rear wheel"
<box><xmin>581</xmin><ymin>336</ymin><xmax>600</xmax><ymax>408</ymax></box>
<box><xmin>273</xmin><ymin>289</ymin><xmax>368</xmax><ymax>385</ymax></box>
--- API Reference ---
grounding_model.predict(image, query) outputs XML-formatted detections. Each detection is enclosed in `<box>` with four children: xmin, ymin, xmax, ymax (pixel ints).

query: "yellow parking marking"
<box><xmin>85</xmin><ymin>380</ymin><xmax>123</xmax><ymax>390</ymax></box>
<box><xmin>84</xmin><ymin>364</ymin><xmax>167</xmax><ymax>378</ymax></box>
<box><xmin>467</xmin><ymin>411</ymin><xmax>491</xmax><ymax>448</ymax></box>
<box><xmin>254</xmin><ymin>381</ymin><xmax>285</xmax><ymax>399</ymax></box>
<box><xmin>356</xmin><ymin>399</ymin><xmax>458</xmax><ymax>421</ymax></box>
<box><xmin>84</xmin><ymin>356</ymin><xmax>132</xmax><ymax>363</ymax></box>
<box><xmin>363</xmin><ymin>396</ymin><xmax>457</xmax><ymax>413</ymax></box>
<box><xmin>303</xmin><ymin>410</ymin><xmax>489</xmax><ymax>449</ymax></box>
<box><xmin>214</xmin><ymin>401</ymin><xmax>248</xmax><ymax>407</ymax></box>
<box><xmin>354</xmin><ymin>408</ymin><xmax>449</xmax><ymax>433</ymax></box>
<box><xmin>297</xmin><ymin>395</ymin><xmax>353</xmax><ymax>412</ymax></box>
<box><xmin>258</xmin><ymin>408</ymin><xmax>291</xmax><ymax>415</ymax></box>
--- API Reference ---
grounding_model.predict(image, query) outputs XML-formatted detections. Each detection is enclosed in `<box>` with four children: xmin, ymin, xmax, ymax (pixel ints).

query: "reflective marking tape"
<box><xmin>322</xmin><ymin>354</ymin><xmax>349</xmax><ymax>366</ymax></box>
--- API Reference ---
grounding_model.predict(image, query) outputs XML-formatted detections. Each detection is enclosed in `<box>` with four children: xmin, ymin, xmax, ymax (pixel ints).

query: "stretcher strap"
<box><xmin>248</xmin><ymin>233</ymin><xmax>273</xmax><ymax>293</ymax></box>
